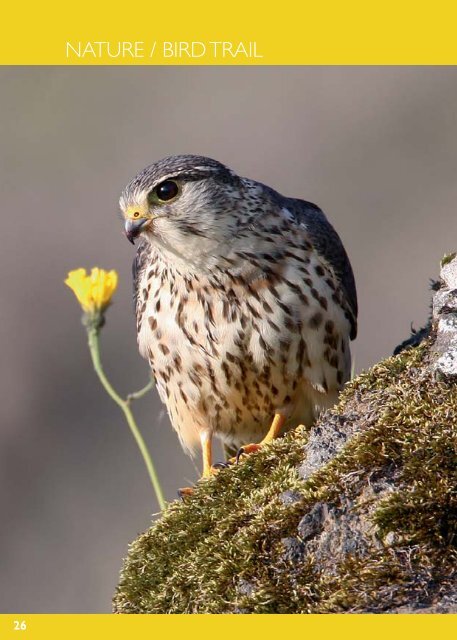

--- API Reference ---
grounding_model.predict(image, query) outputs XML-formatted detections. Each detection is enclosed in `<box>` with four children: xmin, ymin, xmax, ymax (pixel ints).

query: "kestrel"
<box><xmin>120</xmin><ymin>155</ymin><xmax>357</xmax><ymax>487</ymax></box>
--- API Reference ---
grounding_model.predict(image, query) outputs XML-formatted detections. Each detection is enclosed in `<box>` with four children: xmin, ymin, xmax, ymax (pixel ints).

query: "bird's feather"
<box><xmin>286</xmin><ymin>198</ymin><xmax>358</xmax><ymax>340</ymax></box>
<box><xmin>132</xmin><ymin>240</ymin><xmax>151</xmax><ymax>309</ymax></box>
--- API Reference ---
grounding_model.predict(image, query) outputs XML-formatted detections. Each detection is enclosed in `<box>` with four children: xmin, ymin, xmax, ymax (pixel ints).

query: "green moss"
<box><xmin>441</xmin><ymin>252</ymin><xmax>457</xmax><ymax>267</ymax></box>
<box><xmin>114</xmin><ymin>341</ymin><xmax>457</xmax><ymax>613</ymax></box>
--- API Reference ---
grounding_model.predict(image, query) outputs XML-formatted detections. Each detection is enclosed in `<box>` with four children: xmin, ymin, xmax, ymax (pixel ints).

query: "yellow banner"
<box><xmin>1</xmin><ymin>614</ymin><xmax>457</xmax><ymax>640</ymax></box>
<box><xmin>1</xmin><ymin>0</ymin><xmax>457</xmax><ymax>64</ymax></box>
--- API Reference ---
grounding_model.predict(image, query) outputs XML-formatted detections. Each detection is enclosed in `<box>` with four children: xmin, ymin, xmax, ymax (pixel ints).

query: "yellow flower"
<box><xmin>65</xmin><ymin>267</ymin><xmax>118</xmax><ymax>315</ymax></box>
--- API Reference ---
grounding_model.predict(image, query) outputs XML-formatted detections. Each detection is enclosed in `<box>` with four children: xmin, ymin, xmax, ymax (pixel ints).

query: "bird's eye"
<box><xmin>152</xmin><ymin>180</ymin><xmax>179</xmax><ymax>203</ymax></box>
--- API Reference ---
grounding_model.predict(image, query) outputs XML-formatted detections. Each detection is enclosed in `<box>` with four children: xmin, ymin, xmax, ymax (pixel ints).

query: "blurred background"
<box><xmin>1</xmin><ymin>67</ymin><xmax>456</xmax><ymax>612</ymax></box>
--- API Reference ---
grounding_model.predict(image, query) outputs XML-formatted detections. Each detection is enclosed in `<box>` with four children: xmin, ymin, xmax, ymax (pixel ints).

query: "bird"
<box><xmin>119</xmin><ymin>155</ymin><xmax>357</xmax><ymax>490</ymax></box>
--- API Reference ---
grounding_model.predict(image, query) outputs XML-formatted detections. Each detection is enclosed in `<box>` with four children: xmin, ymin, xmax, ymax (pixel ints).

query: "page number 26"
<box><xmin>13</xmin><ymin>620</ymin><xmax>27</xmax><ymax>631</ymax></box>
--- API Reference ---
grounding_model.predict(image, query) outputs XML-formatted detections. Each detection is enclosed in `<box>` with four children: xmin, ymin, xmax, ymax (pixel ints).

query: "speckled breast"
<box><xmin>136</xmin><ymin>247</ymin><xmax>352</xmax><ymax>454</ymax></box>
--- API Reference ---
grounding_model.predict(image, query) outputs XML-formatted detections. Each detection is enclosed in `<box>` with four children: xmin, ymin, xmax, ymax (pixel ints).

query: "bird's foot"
<box><xmin>177</xmin><ymin>486</ymin><xmax>194</xmax><ymax>500</ymax></box>
<box><xmin>178</xmin><ymin>463</ymin><xmax>230</xmax><ymax>499</ymax></box>
<box><xmin>211</xmin><ymin>461</ymin><xmax>231</xmax><ymax>471</ymax></box>
<box><xmin>229</xmin><ymin>443</ymin><xmax>262</xmax><ymax>465</ymax></box>
<box><xmin>201</xmin><ymin>463</ymin><xmax>230</xmax><ymax>478</ymax></box>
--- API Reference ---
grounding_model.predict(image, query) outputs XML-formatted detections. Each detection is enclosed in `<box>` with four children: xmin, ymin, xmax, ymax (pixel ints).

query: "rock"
<box><xmin>383</xmin><ymin>531</ymin><xmax>399</xmax><ymax>546</ymax></box>
<box><xmin>432</xmin><ymin>254</ymin><xmax>457</xmax><ymax>380</ymax></box>
<box><xmin>279</xmin><ymin>490</ymin><xmax>303</xmax><ymax>505</ymax></box>
<box><xmin>237</xmin><ymin>578</ymin><xmax>255</xmax><ymax>596</ymax></box>
<box><xmin>280</xmin><ymin>537</ymin><xmax>306</xmax><ymax>564</ymax></box>
<box><xmin>299</xmin><ymin>415</ymin><xmax>359</xmax><ymax>480</ymax></box>
<box><xmin>297</xmin><ymin>503</ymin><xmax>326</xmax><ymax>541</ymax></box>
<box><xmin>113</xmin><ymin>256</ymin><xmax>457</xmax><ymax>614</ymax></box>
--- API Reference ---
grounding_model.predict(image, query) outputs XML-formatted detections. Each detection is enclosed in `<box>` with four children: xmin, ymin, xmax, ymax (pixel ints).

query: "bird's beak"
<box><xmin>124</xmin><ymin>218</ymin><xmax>151</xmax><ymax>244</ymax></box>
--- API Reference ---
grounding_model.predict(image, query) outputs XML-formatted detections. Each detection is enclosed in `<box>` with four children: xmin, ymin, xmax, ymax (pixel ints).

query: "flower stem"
<box><xmin>126</xmin><ymin>377</ymin><xmax>155</xmax><ymax>406</ymax></box>
<box><xmin>87</xmin><ymin>327</ymin><xmax>165</xmax><ymax>511</ymax></box>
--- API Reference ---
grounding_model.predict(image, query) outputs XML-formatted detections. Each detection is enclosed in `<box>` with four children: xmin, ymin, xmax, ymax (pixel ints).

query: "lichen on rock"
<box><xmin>113</xmin><ymin>257</ymin><xmax>457</xmax><ymax>614</ymax></box>
<box><xmin>432</xmin><ymin>254</ymin><xmax>457</xmax><ymax>382</ymax></box>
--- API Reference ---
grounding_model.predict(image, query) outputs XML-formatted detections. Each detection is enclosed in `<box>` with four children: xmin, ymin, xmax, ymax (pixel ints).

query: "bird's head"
<box><xmin>119</xmin><ymin>155</ymin><xmax>251</xmax><ymax>266</ymax></box>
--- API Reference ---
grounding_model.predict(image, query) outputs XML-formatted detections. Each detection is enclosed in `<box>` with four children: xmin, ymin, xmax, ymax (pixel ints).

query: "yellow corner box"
<box><xmin>1</xmin><ymin>614</ymin><xmax>457</xmax><ymax>640</ymax></box>
<box><xmin>1</xmin><ymin>0</ymin><xmax>457</xmax><ymax>64</ymax></box>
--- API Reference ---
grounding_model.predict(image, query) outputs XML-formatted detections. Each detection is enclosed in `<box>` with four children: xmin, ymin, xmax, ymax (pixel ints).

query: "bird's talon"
<box><xmin>235</xmin><ymin>447</ymin><xmax>245</xmax><ymax>464</ymax></box>
<box><xmin>212</xmin><ymin>462</ymin><xmax>230</xmax><ymax>470</ymax></box>
<box><xmin>228</xmin><ymin>443</ymin><xmax>262</xmax><ymax>465</ymax></box>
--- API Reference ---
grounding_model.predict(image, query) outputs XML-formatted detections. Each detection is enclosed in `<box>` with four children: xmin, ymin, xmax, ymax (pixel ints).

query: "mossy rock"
<box><xmin>113</xmin><ymin>338</ymin><xmax>457</xmax><ymax>613</ymax></box>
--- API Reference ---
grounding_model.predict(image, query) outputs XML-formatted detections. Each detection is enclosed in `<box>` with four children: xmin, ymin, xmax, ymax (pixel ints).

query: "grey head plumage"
<box><xmin>120</xmin><ymin>154</ymin><xmax>357</xmax><ymax>339</ymax></box>
<box><xmin>120</xmin><ymin>155</ymin><xmax>240</xmax><ymax>211</ymax></box>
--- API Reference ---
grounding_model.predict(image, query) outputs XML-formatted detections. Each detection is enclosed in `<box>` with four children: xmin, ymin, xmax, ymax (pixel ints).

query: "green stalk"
<box><xmin>87</xmin><ymin>326</ymin><xmax>165</xmax><ymax>511</ymax></box>
<box><xmin>126</xmin><ymin>378</ymin><xmax>155</xmax><ymax>405</ymax></box>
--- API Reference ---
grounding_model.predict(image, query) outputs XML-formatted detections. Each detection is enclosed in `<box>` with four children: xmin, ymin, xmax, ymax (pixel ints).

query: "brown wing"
<box><xmin>286</xmin><ymin>198</ymin><xmax>358</xmax><ymax>340</ymax></box>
